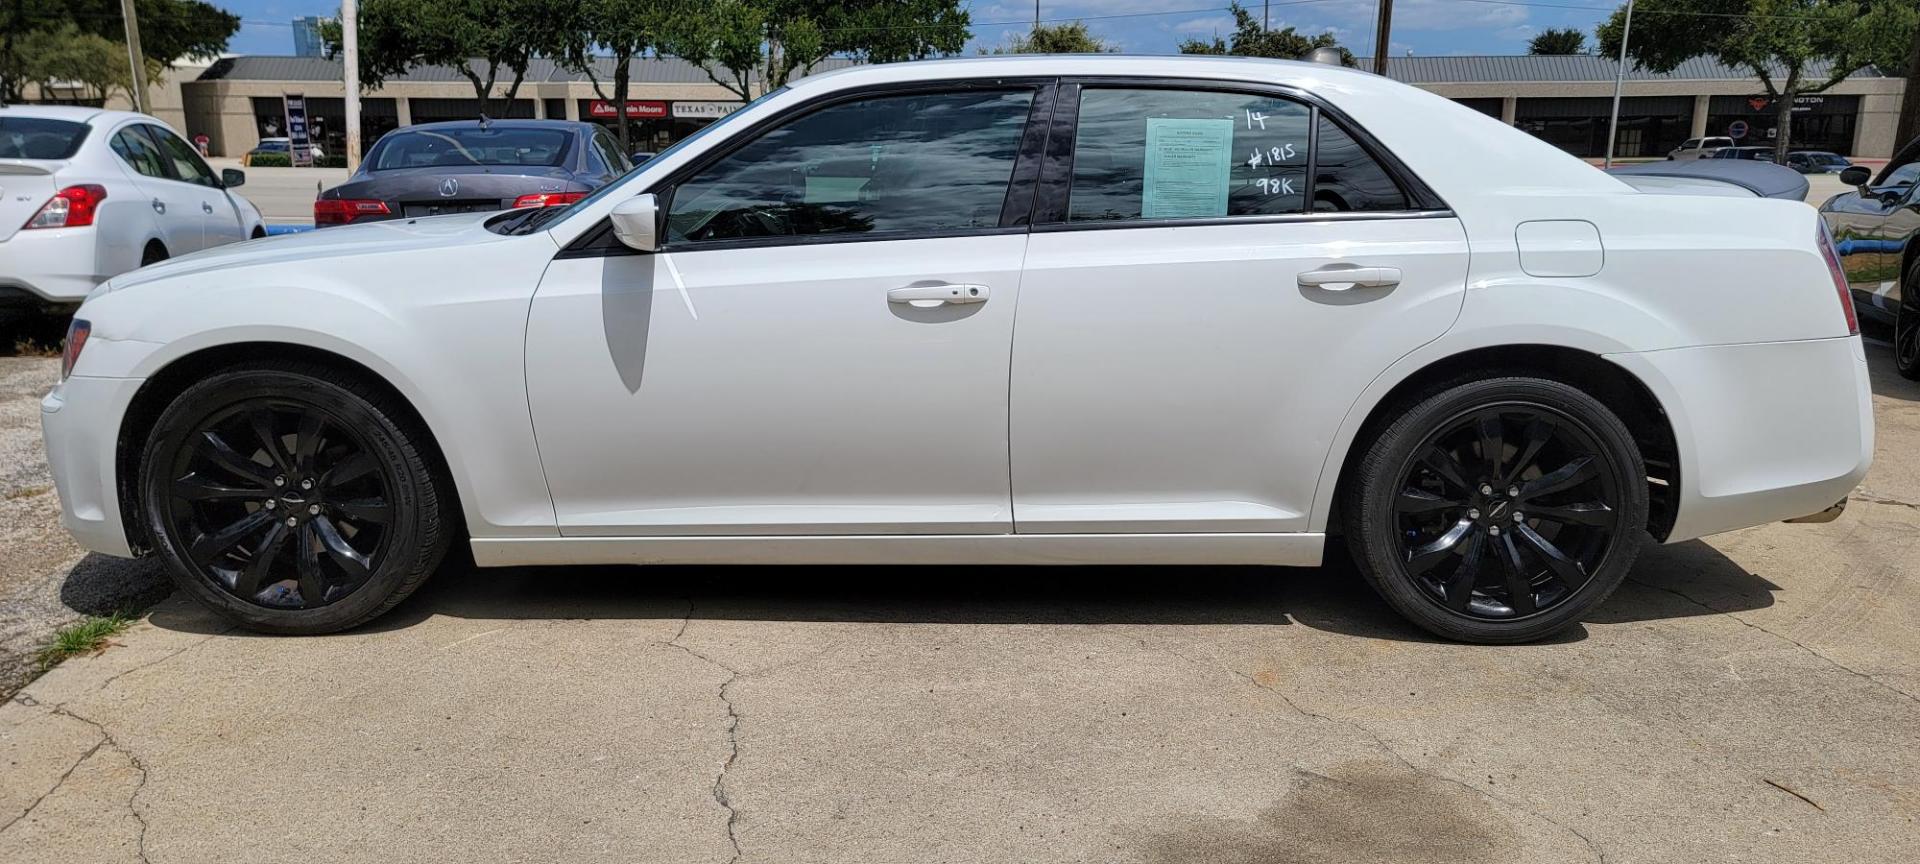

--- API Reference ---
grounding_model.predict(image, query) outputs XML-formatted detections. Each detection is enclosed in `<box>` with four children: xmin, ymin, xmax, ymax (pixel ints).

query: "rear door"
<box><xmin>1008</xmin><ymin>82</ymin><xmax>1470</xmax><ymax>534</ymax></box>
<box><xmin>143</xmin><ymin>124</ymin><xmax>246</xmax><ymax>249</ymax></box>
<box><xmin>525</xmin><ymin>83</ymin><xmax>1050</xmax><ymax>536</ymax></box>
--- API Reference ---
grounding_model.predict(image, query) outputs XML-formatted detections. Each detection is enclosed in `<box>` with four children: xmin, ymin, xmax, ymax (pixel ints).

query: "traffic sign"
<box><xmin>1727</xmin><ymin>120</ymin><xmax>1749</xmax><ymax>140</ymax></box>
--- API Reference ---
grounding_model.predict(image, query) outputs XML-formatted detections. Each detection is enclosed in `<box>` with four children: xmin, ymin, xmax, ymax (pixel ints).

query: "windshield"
<box><xmin>0</xmin><ymin>117</ymin><xmax>89</xmax><ymax>159</ymax></box>
<box><xmin>535</xmin><ymin>91</ymin><xmax>779</xmax><ymax>233</ymax></box>
<box><xmin>369</xmin><ymin>127</ymin><xmax>574</xmax><ymax>170</ymax></box>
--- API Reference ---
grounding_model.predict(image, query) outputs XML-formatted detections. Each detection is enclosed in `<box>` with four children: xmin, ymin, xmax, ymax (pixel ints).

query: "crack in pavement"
<box><xmin>94</xmin><ymin>625</ymin><xmax>238</xmax><ymax>695</ymax></box>
<box><xmin>0</xmin><ymin>702</ymin><xmax>151</xmax><ymax>862</ymax></box>
<box><xmin>656</xmin><ymin>600</ymin><xmax>744</xmax><ymax>864</ymax></box>
<box><xmin>1624</xmin><ymin>576</ymin><xmax>1919</xmax><ymax>705</ymax></box>
<box><xmin>1127</xmin><ymin>636</ymin><xmax>1610</xmax><ymax>864</ymax></box>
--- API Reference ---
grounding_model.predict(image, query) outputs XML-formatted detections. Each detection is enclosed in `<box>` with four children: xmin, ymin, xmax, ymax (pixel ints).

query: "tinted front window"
<box><xmin>0</xmin><ymin>117</ymin><xmax>89</xmax><ymax>159</ymax></box>
<box><xmin>1069</xmin><ymin>89</ymin><xmax>1309</xmax><ymax>222</ymax></box>
<box><xmin>111</xmin><ymin>128</ymin><xmax>168</xmax><ymax>178</ymax></box>
<box><xmin>666</xmin><ymin>89</ymin><xmax>1034</xmax><ymax>243</ymax></box>
<box><xmin>370</xmin><ymin>128</ymin><xmax>573</xmax><ymax>169</ymax></box>
<box><xmin>1885</xmin><ymin>163</ymin><xmax>1920</xmax><ymax>188</ymax></box>
<box><xmin>1313</xmin><ymin>116</ymin><xmax>1409</xmax><ymax>212</ymax></box>
<box><xmin>142</xmin><ymin>125</ymin><xmax>218</xmax><ymax>186</ymax></box>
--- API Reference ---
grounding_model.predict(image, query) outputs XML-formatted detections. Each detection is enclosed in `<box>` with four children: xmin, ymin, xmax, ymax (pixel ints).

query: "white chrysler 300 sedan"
<box><xmin>41</xmin><ymin>56</ymin><xmax>1872</xmax><ymax>643</ymax></box>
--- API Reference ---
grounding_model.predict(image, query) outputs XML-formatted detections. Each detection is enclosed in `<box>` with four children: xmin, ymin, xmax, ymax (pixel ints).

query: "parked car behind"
<box><xmin>314</xmin><ymin>119</ymin><xmax>631</xmax><ymax>227</ymax></box>
<box><xmin>1667</xmin><ymin>136</ymin><xmax>1736</xmax><ymax>160</ymax></box>
<box><xmin>1710</xmin><ymin>145</ymin><xmax>1776</xmax><ymax>162</ymax></box>
<box><xmin>1821</xmin><ymin>136</ymin><xmax>1920</xmax><ymax>377</ymax></box>
<box><xmin>1787</xmin><ymin>151</ymin><xmax>1852</xmax><ymax>174</ymax></box>
<box><xmin>243</xmin><ymin>137</ymin><xmax>323</xmax><ymax>165</ymax></box>
<box><xmin>0</xmin><ymin>105</ymin><xmax>264</xmax><ymax>331</ymax></box>
<box><xmin>49</xmin><ymin>56</ymin><xmax>1871</xmax><ymax>644</ymax></box>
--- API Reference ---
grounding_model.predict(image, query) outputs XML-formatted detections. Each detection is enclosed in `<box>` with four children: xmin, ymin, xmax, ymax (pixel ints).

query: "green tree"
<box><xmin>1177</xmin><ymin>2</ymin><xmax>1352</xmax><ymax>66</ymax></box>
<box><xmin>1896</xmin><ymin>20</ymin><xmax>1920</xmax><ymax>147</ymax></box>
<box><xmin>560</xmin><ymin>0</ymin><xmax>673</xmax><ymax>153</ymax></box>
<box><xmin>322</xmin><ymin>0</ymin><xmax>586</xmax><ymax>116</ymax></box>
<box><xmin>14</xmin><ymin>24</ymin><xmax>156</xmax><ymax>105</ymax></box>
<box><xmin>1598</xmin><ymin>0</ymin><xmax>1917</xmax><ymax>160</ymax></box>
<box><xmin>658</xmin><ymin>0</ymin><xmax>970</xmax><ymax>101</ymax></box>
<box><xmin>1</xmin><ymin>0</ymin><xmax>237</xmax><ymax>103</ymax></box>
<box><xmin>984</xmin><ymin>21</ymin><xmax>1114</xmax><ymax>54</ymax></box>
<box><xmin>1528</xmin><ymin>27</ymin><xmax>1589</xmax><ymax>55</ymax></box>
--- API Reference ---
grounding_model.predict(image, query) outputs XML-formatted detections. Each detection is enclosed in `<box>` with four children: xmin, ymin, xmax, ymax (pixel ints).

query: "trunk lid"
<box><xmin>0</xmin><ymin>160</ymin><xmax>61</xmax><ymax>244</ymax></box>
<box><xmin>325</xmin><ymin>167</ymin><xmax>584</xmax><ymax>220</ymax></box>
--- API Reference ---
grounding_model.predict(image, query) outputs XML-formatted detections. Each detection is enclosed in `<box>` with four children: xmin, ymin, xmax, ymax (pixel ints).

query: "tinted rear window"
<box><xmin>369</xmin><ymin>127</ymin><xmax>573</xmax><ymax>170</ymax></box>
<box><xmin>0</xmin><ymin>117</ymin><xmax>89</xmax><ymax>159</ymax></box>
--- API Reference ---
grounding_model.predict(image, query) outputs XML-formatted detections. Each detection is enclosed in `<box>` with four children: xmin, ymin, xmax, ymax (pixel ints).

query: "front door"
<box><xmin>1008</xmin><ymin>83</ymin><xmax>1471</xmax><ymax>534</ymax></box>
<box><xmin>526</xmin><ymin>85</ymin><xmax>1045</xmax><ymax>536</ymax></box>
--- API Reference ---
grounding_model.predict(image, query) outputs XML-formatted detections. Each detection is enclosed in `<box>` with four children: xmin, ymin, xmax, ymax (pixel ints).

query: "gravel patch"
<box><xmin>0</xmin><ymin>358</ymin><xmax>169</xmax><ymax>697</ymax></box>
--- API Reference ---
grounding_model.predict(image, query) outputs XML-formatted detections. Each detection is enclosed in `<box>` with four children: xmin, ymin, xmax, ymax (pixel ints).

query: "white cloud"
<box><xmin>1171</xmin><ymin>15</ymin><xmax>1235</xmax><ymax>35</ymax></box>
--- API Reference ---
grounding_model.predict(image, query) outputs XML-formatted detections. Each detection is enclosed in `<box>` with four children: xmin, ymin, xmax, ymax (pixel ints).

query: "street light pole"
<box><xmin>1604</xmin><ymin>0</ymin><xmax>1635</xmax><ymax>169</ymax></box>
<box><xmin>343</xmin><ymin>0</ymin><xmax>362</xmax><ymax>173</ymax></box>
<box><xmin>1371</xmin><ymin>0</ymin><xmax>1393</xmax><ymax>76</ymax></box>
<box><xmin>118</xmin><ymin>0</ymin><xmax>149</xmax><ymax>113</ymax></box>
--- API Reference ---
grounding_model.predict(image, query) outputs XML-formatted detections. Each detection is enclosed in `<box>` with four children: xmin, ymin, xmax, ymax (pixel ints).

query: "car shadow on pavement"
<box><xmin>1861</xmin><ymin>328</ymin><xmax>1920</xmax><ymax>403</ymax></box>
<box><xmin>133</xmin><ymin>535</ymin><xmax>1777</xmax><ymax>646</ymax></box>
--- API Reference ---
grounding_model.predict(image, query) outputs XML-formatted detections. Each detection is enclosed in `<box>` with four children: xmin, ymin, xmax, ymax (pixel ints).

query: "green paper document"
<box><xmin>1141</xmin><ymin>117</ymin><xmax>1233</xmax><ymax>218</ymax></box>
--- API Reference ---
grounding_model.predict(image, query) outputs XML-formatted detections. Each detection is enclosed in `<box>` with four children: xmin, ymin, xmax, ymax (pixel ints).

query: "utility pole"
<box><xmin>1371</xmin><ymin>0</ymin><xmax>1393</xmax><ymax>76</ymax></box>
<box><xmin>1263</xmin><ymin>0</ymin><xmax>1270</xmax><ymax>30</ymax></box>
<box><xmin>342</xmin><ymin>0</ymin><xmax>362</xmax><ymax>172</ymax></box>
<box><xmin>119</xmin><ymin>0</ymin><xmax>149</xmax><ymax>113</ymax></box>
<box><xmin>1603</xmin><ymin>0</ymin><xmax>1635</xmax><ymax>168</ymax></box>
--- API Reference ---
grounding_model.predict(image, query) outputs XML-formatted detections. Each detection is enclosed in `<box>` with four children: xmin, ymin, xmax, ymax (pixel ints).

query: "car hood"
<box><xmin>102</xmin><ymin>211</ymin><xmax>514</xmax><ymax>294</ymax></box>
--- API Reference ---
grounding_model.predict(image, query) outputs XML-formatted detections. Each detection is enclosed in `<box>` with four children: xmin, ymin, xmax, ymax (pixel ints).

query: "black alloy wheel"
<box><xmin>1897</xmin><ymin>260</ymin><xmax>1920</xmax><ymax>381</ymax></box>
<box><xmin>142</xmin><ymin>363</ymin><xmax>448</xmax><ymax>634</ymax></box>
<box><xmin>1344</xmin><ymin>377</ymin><xmax>1648</xmax><ymax>643</ymax></box>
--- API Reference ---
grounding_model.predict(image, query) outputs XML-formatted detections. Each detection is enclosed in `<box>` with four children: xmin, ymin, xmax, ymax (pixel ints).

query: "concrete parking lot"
<box><xmin>0</xmin><ymin>335</ymin><xmax>1916</xmax><ymax>862</ymax></box>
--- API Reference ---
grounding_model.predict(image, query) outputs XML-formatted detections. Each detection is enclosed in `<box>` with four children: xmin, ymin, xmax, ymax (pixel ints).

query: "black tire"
<box><xmin>141</xmin><ymin>242</ymin><xmax>168</xmax><ymax>266</ymax></box>
<box><xmin>139</xmin><ymin>362</ymin><xmax>449</xmax><ymax>634</ymax></box>
<box><xmin>1896</xmin><ymin>259</ymin><xmax>1920</xmax><ymax>381</ymax></box>
<box><xmin>251</xmin><ymin>226</ymin><xmax>267</xmax><ymax>240</ymax></box>
<box><xmin>1341</xmin><ymin>376</ymin><xmax>1649</xmax><ymax>644</ymax></box>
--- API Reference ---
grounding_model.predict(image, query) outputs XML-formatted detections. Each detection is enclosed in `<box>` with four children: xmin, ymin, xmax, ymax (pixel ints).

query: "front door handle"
<box><xmin>887</xmin><ymin>283</ymin><xmax>989</xmax><ymax>306</ymax></box>
<box><xmin>201</xmin><ymin>201</ymin><xmax>214</xmax><ymax>214</ymax></box>
<box><xmin>1298</xmin><ymin>265</ymin><xmax>1401</xmax><ymax>291</ymax></box>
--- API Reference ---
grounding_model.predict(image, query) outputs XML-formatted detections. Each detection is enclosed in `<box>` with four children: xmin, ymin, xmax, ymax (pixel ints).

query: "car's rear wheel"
<box><xmin>141</xmin><ymin>242</ymin><xmax>168</xmax><ymax>266</ymax></box>
<box><xmin>1895</xmin><ymin>260</ymin><xmax>1920</xmax><ymax>381</ymax></box>
<box><xmin>1342</xmin><ymin>377</ymin><xmax>1649</xmax><ymax>643</ymax></box>
<box><xmin>140</xmin><ymin>363</ymin><xmax>449</xmax><ymax>634</ymax></box>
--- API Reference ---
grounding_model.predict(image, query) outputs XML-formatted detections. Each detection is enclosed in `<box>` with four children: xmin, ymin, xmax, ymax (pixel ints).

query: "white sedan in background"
<box><xmin>0</xmin><ymin>106</ymin><xmax>264</xmax><ymax>324</ymax></box>
<box><xmin>42</xmin><ymin>56</ymin><xmax>1871</xmax><ymax>643</ymax></box>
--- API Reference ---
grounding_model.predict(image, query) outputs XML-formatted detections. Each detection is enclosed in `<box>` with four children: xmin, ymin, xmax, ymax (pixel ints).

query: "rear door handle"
<box><xmin>201</xmin><ymin>201</ymin><xmax>214</xmax><ymax>214</ymax></box>
<box><xmin>1298</xmin><ymin>265</ymin><xmax>1401</xmax><ymax>291</ymax></box>
<box><xmin>888</xmin><ymin>283</ymin><xmax>990</xmax><ymax>306</ymax></box>
<box><xmin>151</xmin><ymin>198</ymin><xmax>166</xmax><ymax>214</ymax></box>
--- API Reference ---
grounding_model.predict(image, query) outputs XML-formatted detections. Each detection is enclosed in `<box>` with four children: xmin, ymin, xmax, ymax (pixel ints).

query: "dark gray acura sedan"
<box><xmin>314</xmin><ymin>119</ymin><xmax>632</xmax><ymax>227</ymax></box>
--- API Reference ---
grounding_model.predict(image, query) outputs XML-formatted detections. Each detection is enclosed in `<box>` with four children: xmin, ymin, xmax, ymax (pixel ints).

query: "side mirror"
<box><xmin>221</xmin><ymin>168</ymin><xmax>246</xmax><ymax>188</ymax></box>
<box><xmin>1840</xmin><ymin>166</ymin><xmax>1872</xmax><ymax>190</ymax></box>
<box><xmin>609</xmin><ymin>194</ymin><xmax>660</xmax><ymax>253</ymax></box>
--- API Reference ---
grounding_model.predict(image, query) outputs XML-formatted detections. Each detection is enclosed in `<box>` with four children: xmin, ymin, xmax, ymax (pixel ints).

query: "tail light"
<box><xmin>23</xmin><ymin>185</ymin><xmax>107</xmax><ymax>229</ymax></box>
<box><xmin>314</xmin><ymin>198</ymin><xmax>390</xmax><ymax>226</ymax></box>
<box><xmin>61</xmin><ymin>319</ymin><xmax>91</xmax><ymax>379</ymax></box>
<box><xmin>1815</xmin><ymin>222</ymin><xmax>1860</xmax><ymax>336</ymax></box>
<box><xmin>512</xmin><ymin>192</ymin><xmax>588</xmax><ymax>209</ymax></box>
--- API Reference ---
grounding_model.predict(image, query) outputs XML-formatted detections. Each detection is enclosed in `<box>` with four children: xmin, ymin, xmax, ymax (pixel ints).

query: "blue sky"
<box><xmin>218</xmin><ymin>0</ymin><xmax>1620</xmax><ymax>59</ymax></box>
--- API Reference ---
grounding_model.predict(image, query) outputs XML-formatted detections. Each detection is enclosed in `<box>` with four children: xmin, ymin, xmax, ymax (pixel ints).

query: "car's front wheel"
<box><xmin>1895</xmin><ymin>260</ymin><xmax>1920</xmax><ymax>381</ymax></box>
<box><xmin>140</xmin><ymin>363</ymin><xmax>449</xmax><ymax>634</ymax></box>
<box><xmin>1342</xmin><ymin>376</ymin><xmax>1649</xmax><ymax>643</ymax></box>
